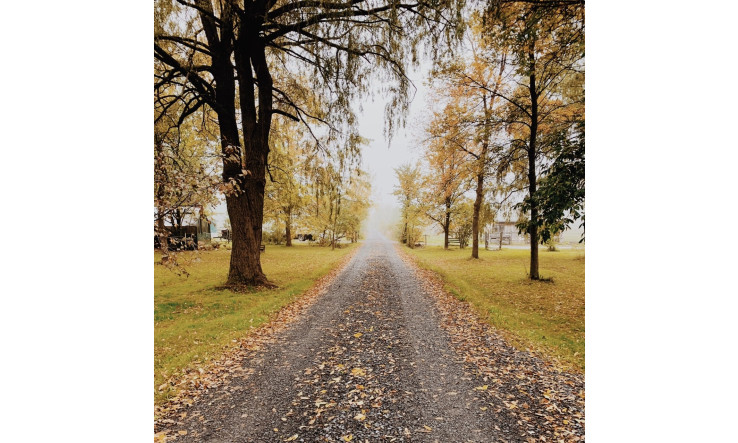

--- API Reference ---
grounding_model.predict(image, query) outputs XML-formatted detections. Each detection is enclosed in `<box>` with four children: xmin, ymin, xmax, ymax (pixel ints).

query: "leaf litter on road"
<box><xmin>156</xmin><ymin>239</ymin><xmax>584</xmax><ymax>442</ymax></box>
<box><xmin>397</xmin><ymin>246</ymin><xmax>585</xmax><ymax>442</ymax></box>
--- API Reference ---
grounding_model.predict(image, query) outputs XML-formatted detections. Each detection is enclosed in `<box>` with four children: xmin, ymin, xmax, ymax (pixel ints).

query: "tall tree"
<box><xmin>331</xmin><ymin>170</ymin><xmax>371</xmax><ymax>246</ymax></box>
<box><xmin>421</xmin><ymin>137</ymin><xmax>468</xmax><ymax>249</ymax></box>
<box><xmin>302</xmin><ymin>143</ymin><xmax>370</xmax><ymax>249</ymax></box>
<box><xmin>484</xmin><ymin>0</ymin><xmax>584</xmax><ymax>279</ymax></box>
<box><xmin>393</xmin><ymin>163</ymin><xmax>425</xmax><ymax>248</ymax></box>
<box><xmin>155</xmin><ymin>0</ymin><xmax>464</xmax><ymax>286</ymax></box>
<box><xmin>426</xmin><ymin>27</ymin><xmax>508</xmax><ymax>259</ymax></box>
<box><xmin>451</xmin><ymin>197</ymin><xmax>475</xmax><ymax>249</ymax></box>
<box><xmin>264</xmin><ymin>119</ymin><xmax>309</xmax><ymax>246</ymax></box>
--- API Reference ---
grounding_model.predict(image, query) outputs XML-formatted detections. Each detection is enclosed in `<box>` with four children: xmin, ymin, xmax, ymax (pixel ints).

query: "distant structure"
<box><xmin>483</xmin><ymin>220</ymin><xmax>530</xmax><ymax>249</ymax></box>
<box><xmin>155</xmin><ymin>213</ymin><xmax>212</xmax><ymax>250</ymax></box>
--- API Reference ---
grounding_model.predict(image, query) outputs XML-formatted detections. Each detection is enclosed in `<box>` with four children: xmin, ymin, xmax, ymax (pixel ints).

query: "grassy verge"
<box><xmin>154</xmin><ymin>243</ymin><xmax>356</xmax><ymax>406</ymax></box>
<box><xmin>403</xmin><ymin>246</ymin><xmax>584</xmax><ymax>371</ymax></box>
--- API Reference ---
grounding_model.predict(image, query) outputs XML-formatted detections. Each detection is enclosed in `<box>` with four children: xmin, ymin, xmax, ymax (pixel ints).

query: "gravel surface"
<box><xmin>157</xmin><ymin>234</ymin><xmax>584</xmax><ymax>442</ymax></box>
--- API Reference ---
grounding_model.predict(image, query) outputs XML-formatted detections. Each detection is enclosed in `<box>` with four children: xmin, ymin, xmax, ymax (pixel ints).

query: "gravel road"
<box><xmin>158</xmin><ymin>234</ymin><xmax>584</xmax><ymax>442</ymax></box>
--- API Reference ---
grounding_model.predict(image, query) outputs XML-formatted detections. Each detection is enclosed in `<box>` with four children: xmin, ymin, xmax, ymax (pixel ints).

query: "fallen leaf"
<box><xmin>284</xmin><ymin>435</ymin><xmax>298</xmax><ymax>441</ymax></box>
<box><xmin>178</xmin><ymin>430</ymin><xmax>188</xmax><ymax>436</ymax></box>
<box><xmin>353</xmin><ymin>333</ymin><xmax>363</xmax><ymax>338</ymax></box>
<box><xmin>341</xmin><ymin>435</ymin><xmax>353</xmax><ymax>441</ymax></box>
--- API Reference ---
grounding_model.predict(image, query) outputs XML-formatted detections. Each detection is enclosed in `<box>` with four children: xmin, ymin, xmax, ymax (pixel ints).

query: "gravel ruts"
<box><xmin>156</xmin><ymin>235</ymin><xmax>584</xmax><ymax>442</ymax></box>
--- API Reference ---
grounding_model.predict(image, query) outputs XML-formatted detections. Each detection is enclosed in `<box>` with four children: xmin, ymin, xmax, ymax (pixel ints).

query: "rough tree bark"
<box><xmin>197</xmin><ymin>0</ymin><xmax>273</xmax><ymax>287</ymax></box>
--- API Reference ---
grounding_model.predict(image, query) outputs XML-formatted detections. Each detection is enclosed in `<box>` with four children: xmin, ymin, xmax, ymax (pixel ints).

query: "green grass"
<box><xmin>404</xmin><ymin>246</ymin><xmax>584</xmax><ymax>372</ymax></box>
<box><xmin>154</xmin><ymin>243</ymin><xmax>355</xmax><ymax>406</ymax></box>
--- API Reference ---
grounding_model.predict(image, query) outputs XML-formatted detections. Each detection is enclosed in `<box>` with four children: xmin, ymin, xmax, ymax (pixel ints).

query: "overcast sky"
<box><xmin>357</xmin><ymin>64</ymin><xmax>431</xmax><ymax>209</ymax></box>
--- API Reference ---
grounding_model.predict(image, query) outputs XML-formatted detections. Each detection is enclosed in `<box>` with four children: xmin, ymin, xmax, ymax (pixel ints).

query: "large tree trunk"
<box><xmin>224</xmin><ymin>124</ymin><xmax>272</xmax><ymax>286</ymax></box>
<box><xmin>226</xmin><ymin>191</ymin><xmax>268</xmax><ymax>286</ymax></box>
<box><xmin>218</xmin><ymin>8</ymin><xmax>275</xmax><ymax>287</ymax></box>
<box><xmin>217</xmin><ymin>107</ymin><xmax>271</xmax><ymax>286</ymax></box>
<box><xmin>471</xmin><ymin>172</ymin><xmax>484</xmax><ymax>259</ymax></box>
<box><xmin>193</xmin><ymin>1</ymin><xmax>271</xmax><ymax>287</ymax></box>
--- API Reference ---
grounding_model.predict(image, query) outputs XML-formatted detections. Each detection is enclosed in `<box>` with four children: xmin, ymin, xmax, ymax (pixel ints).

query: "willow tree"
<box><xmin>303</xmin><ymin>148</ymin><xmax>369</xmax><ymax>249</ymax></box>
<box><xmin>154</xmin><ymin>0</ymin><xmax>464</xmax><ymax>286</ymax></box>
<box><xmin>263</xmin><ymin>118</ymin><xmax>309</xmax><ymax>247</ymax></box>
<box><xmin>325</xmin><ymin>166</ymin><xmax>371</xmax><ymax>248</ymax></box>
<box><xmin>340</xmin><ymin>172</ymin><xmax>372</xmax><ymax>244</ymax></box>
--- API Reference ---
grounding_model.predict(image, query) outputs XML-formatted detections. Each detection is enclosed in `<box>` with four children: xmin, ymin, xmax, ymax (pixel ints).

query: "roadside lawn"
<box><xmin>154</xmin><ymin>243</ymin><xmax>356</xmax><ymax>406</ymax></box>
<box><xmin>403</xmin><ymin>246</ymin><xmax>584</xmax><ymax>372</ymax></box>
